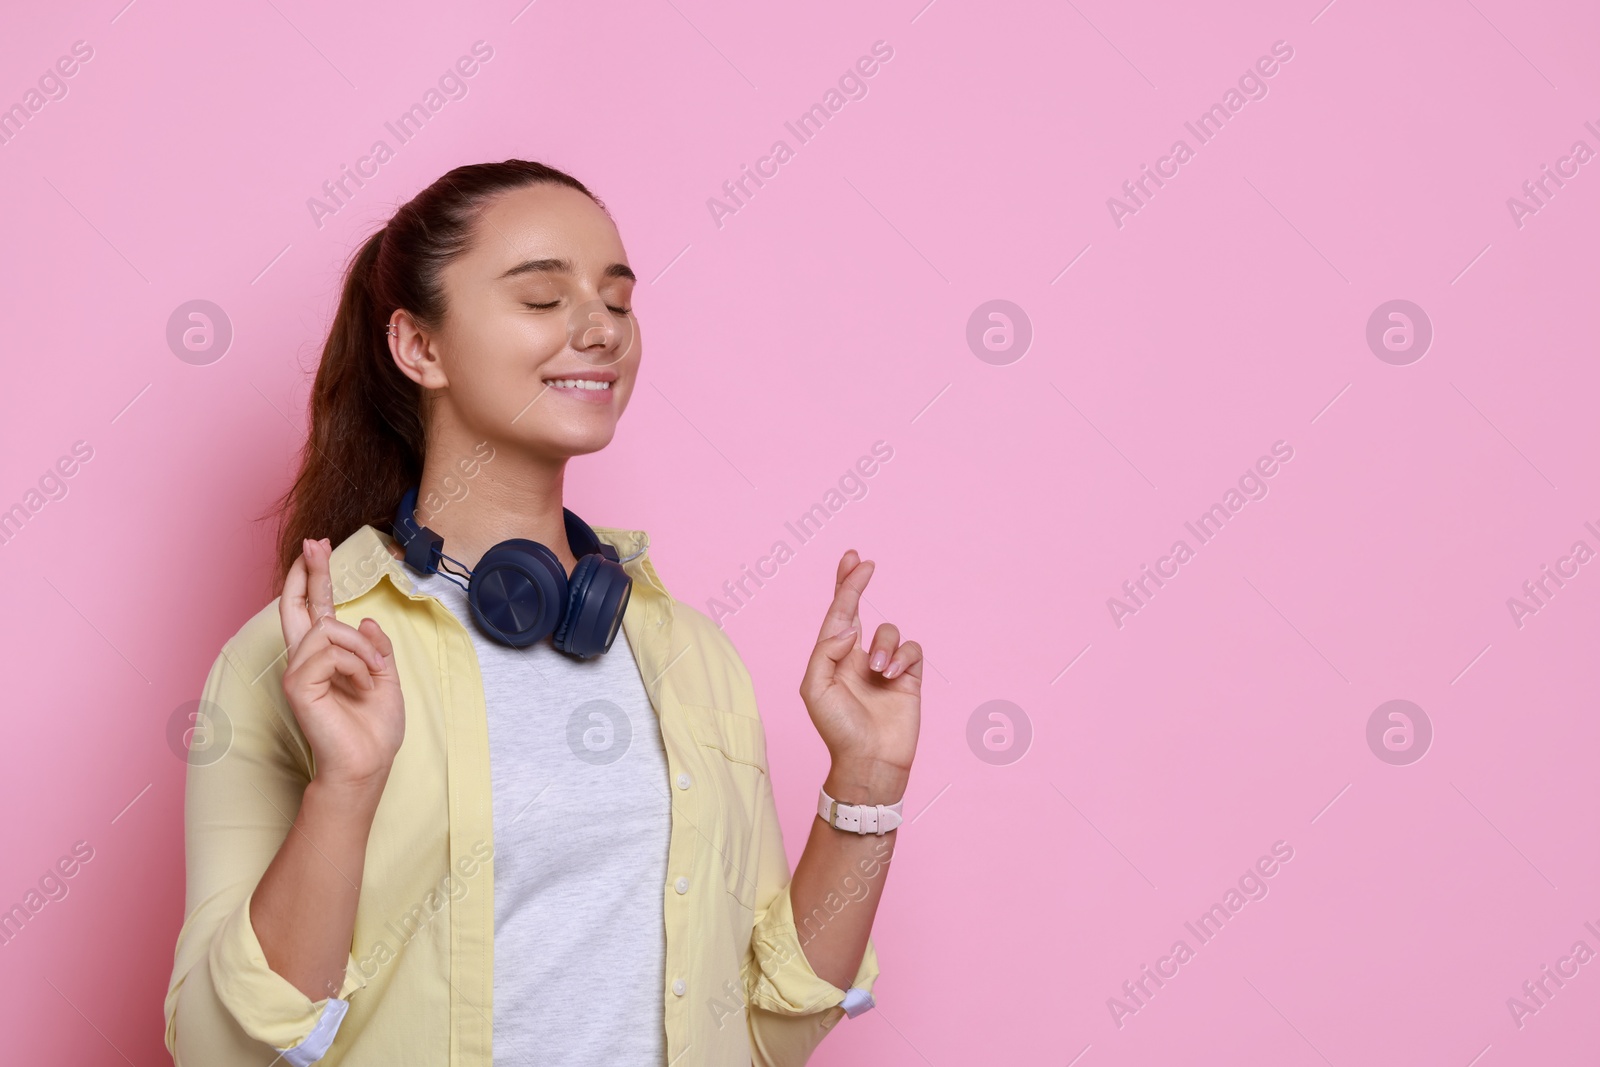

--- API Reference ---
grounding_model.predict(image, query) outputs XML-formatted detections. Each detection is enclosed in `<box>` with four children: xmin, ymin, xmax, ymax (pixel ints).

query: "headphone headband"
<box><xmin>391</xmin><ymin>485</ymin><xmax>618</xmax><ymax>568</ymax></box>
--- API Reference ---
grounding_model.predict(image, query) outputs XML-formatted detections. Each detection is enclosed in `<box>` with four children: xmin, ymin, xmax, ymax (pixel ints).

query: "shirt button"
<box><xmin>675</xmin><ymin>877</ymin><xmax>689</xmax><ymax>894</ymax></box>
<box><xmin>676</xmin><ymin>773</ymin><xmax>692</xmax><ymax>789</ymax></box>
<box><xmin>672</xmin><ymin>979</ymin><xmax>686</xmax><ymax>996</ymax></box>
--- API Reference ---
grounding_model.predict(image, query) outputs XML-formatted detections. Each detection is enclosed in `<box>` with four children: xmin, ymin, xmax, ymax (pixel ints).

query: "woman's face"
<box><xmin>394</xmin><ymin>182</ymin><xmax>640</xmax><ymax>462</ymax></box>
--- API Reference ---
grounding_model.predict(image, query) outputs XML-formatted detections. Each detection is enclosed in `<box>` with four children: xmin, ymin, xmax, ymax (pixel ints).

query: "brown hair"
<box><xmin>263</xmin><ymin>159</ymin><xmax>605</xmax><ymax>592</ymax></box>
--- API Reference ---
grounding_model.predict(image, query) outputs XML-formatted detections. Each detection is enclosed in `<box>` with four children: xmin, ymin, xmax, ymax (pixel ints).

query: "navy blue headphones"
<box><xmin>391</xmin><ymin>485</ymin><xmax>636</xmax><ymax>659</ymax></box>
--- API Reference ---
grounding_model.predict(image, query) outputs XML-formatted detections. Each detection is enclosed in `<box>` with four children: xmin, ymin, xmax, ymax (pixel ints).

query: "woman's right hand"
<box><xmin>279</xmin><ymin>536</ymin><xmax>406</xmax><ymax>795</ymax></box>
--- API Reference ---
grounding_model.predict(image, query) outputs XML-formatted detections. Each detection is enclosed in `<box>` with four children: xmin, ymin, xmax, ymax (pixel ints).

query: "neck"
<box><xmin>410</xmin><ymin>449</ymin><xmax>578</xmax><ymax>575</ymax></box>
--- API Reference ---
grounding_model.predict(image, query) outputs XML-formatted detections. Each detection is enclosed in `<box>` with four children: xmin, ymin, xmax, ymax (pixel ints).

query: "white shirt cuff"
<box><xmin>840</xmin><ymin>986</ymin><xmax>876</xmax><ymax>1018</ymax></box>
<box><xmin>275</xmin><ymin>997</ymin><xmax>349</xmax><ymax>1066</ymax></box>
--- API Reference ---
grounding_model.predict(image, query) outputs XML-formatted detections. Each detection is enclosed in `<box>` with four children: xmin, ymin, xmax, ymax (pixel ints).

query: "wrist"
<box><xmin>824</xmin><ymin>759</ymin><xmax>908</xmax><ymax>807</ymax></box>
<box><xmin>306</xmin><ymin>772</ymin><xmax>390</xmax><ymax>819</ymax></box>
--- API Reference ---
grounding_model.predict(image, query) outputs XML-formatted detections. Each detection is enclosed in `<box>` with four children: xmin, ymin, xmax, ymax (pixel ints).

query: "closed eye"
<box><xmin>524</xmin><ymin>301</ymin><xmax>632</xmax><ymax>315</ymax></box>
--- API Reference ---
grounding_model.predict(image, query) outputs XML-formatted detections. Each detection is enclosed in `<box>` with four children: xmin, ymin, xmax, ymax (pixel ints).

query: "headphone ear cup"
<box><xmin>466</xmin><ymin>539</ymin><xmax>568</xmax><ymax>648</ymax></box>
<box><xmin>554</xmin><ymin>556</ymin><xmax>633</xmax><ymax>659</ymax></box>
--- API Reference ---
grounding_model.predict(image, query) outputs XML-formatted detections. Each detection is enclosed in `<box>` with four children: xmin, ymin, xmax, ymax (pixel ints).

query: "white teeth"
<box><xmin>545</xmin><ymin>379</ymin><xmax>612</xmax><ymax>390</ymax></box>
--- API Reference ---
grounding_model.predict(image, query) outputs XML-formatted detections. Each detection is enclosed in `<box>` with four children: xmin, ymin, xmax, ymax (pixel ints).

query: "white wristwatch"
<box><xmin>818</xmin><ymin>786</ymin><xmax>904</xmax><ymax>835</ymax></box>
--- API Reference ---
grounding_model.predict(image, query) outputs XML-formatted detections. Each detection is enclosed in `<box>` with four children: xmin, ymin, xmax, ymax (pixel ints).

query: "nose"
<box><xmin>568</xmin><ymin>298</ymin><xmax>634</xmax><ymax>367</ymax></box>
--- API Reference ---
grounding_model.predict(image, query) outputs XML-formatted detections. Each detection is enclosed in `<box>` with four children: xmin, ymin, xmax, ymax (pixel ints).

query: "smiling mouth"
<box><xmin>542</xmin><ymin>378</ymin><xmax>613</xmax><ymax>391</ymax></box>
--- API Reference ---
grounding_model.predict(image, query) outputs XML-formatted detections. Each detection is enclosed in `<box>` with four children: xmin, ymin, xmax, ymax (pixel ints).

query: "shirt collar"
<box><xmin>327</xmin><ymin>523</ymin><xmax>668</xmax><ymax>607</ymax></box>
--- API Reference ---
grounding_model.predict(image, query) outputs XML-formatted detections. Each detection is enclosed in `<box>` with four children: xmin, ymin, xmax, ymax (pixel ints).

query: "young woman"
<box><xmin>162</xmin><ymin>160</ymin><xmax>922</xmax><ymax>1066</ymax></box>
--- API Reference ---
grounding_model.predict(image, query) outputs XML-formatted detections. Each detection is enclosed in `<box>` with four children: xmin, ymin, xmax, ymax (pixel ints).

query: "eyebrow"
<box><xmin>497</xmin><ymin>257</ymin><xmax>636</xmax><ymax>283</ymax></box>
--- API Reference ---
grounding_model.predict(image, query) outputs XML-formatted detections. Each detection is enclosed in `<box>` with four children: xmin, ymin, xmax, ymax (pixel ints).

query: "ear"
<box><xmin>388</xmin><ymin>312</ymin><xmax>449</xmax><ymax>389</ymax></box>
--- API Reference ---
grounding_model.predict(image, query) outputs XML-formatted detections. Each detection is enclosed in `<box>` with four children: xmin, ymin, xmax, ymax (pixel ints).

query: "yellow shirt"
<box><xmin>163</xmin><ymin>522</ymin><xmax>880</xmax><ymax>1066</ymax></box>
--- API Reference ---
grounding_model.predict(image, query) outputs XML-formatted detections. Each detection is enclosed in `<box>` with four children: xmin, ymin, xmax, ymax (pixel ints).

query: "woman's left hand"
<box><xmin>799</xmin><ymin>549</ymin><xmax>921</xmax><ymax>803</ymax></box>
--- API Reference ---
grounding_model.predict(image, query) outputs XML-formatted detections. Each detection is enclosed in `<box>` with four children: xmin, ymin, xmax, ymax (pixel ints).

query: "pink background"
<box><xmin>2</xmin><ymin>0</ymin><xmax>1598</xmax><ymax>1063</ymax></box>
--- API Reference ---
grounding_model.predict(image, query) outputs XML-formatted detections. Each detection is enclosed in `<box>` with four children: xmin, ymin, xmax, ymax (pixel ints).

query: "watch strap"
<box><xmin>818</xmin><ymin>785</ymin><xmax>904</xmax><ymax>835</ymax></box>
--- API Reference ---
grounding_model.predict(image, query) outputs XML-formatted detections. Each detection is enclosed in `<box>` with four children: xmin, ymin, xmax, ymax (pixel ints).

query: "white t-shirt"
<box><xmin>410</xmin><ymin>566</ymin><xmax>672</xmax><ymax>1065</ymax></box>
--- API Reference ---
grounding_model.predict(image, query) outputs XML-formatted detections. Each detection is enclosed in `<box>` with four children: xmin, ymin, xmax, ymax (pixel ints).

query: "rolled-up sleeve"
<box><xmin>743</xmin><ymin>761</ymin><xmax>882</xmax><ymax>1067</ymax></box>
<box><xmin>164</xmin><ymin>632</ymin><xmax>367</xmax><ymax>1064</ymax></box>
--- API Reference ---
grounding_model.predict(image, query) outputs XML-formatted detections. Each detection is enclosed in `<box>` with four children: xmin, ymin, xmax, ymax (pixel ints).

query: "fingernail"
<box><xmin>836</xmin><ymin>626</ymin><xmax>859</xmax><ymax>642</ymax></box>
<box><xmin>871</xmin><ymin>650</ymin><xmax>887</xmax><ymax>671</ymax></box>
<box><xmin>884</xmin><ymin>662</ymin><xmax>902</xmax><ymax>679</ymax></box>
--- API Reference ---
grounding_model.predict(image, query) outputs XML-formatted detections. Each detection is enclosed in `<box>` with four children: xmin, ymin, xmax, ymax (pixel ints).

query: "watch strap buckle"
<box><xmin>819</xmin><ymin>787</ymin><xmax>904</xmax><ymax>835</ymax></box>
